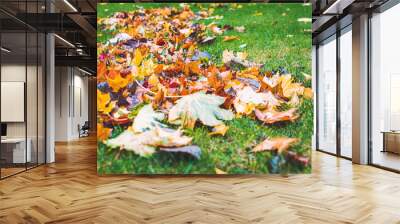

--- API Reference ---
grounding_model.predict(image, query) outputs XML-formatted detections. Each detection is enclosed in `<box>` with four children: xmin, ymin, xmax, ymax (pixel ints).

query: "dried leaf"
<box><xmin>223</xmin><ymin>36</ymin><xmax>240</xmax><ymax>42</ymax></box>
<box><xmin>255</xmin><ymin>108</ymin><xmax>299</xmax><ymax>124</ymax></box>
<box><xmin>304</xmin><ymin>88</ymin><xmax>313</xmax><ymax>99</ymax></box>
<box><xmin>233</xmin><ymin>86</ymin><xmax>281</xmax><ymax>115</ymax></box>
<box><xmin>132</xmin><ymin>104</ymin><xmax>166</xmax><ymax>133</ymax></box>
<box><xmin>160</xmin><ymin>145</ymin><xmax>201</xmax><ymax>159</ymax></box>
<box><xmin>278</xmin><ymin>74</ymin><xmax>304</xmax><ymax>99</ymax></box>
<box><xmin>215</xmin><ymin>168</ymin><xmax>227</xmax><ymax>174</ymax></box>
<box><xmin>209</xmin><ymin>124</ymin><xmax>229</xmax><ymax>136</ymax></box>
<box><xmin>253</xmin><ymin>137</ymin><xmax>298</xmax><ymax>154</ymax></box>
<box><xmin>297</xmin><ymin>18</ymin><xmax>312</xmax><ymax>23</ymax></box>
<box><xmin>234</xmin><ymin>26</ymin><xmax>245</xmax><ymax>33</ymax></box>
<box><xmin>301</xmin><ymin>72</ymin><xmax>312</xmax><ymax>81</ymax></box>
<box><xmin>168</xmin><ymin>92</ymin><xmax>234</xmax><ymax>129</ymax></box>
<box><xmin>106</xmin><ymin>127</ymin><xmax>192</xmax><ymax>157</ymax></box>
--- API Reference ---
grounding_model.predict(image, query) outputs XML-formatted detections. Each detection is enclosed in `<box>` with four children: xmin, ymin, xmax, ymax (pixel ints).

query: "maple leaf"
<box><xmin>132</xmin><ymin>104</ymin><xmax>166</xmax><ymax>133</ymax></box>
<box><xmin>233</xmin><ymin>86</ymin><xmax>281</xmax><ymax>115</ymax></box>
<box><xmin>106</xmin><ymin>129</ymin><xmax>156</xmax><ymax>157</ymax></box>
<box><xmin>255</xmin><ymin>108</ymin><xmax>299</xmax><ymax>124</ymax></box>
<box><xmin>107</xmin><ymin>71</ymin><xmax>132</xmax><ymax>92</ymax></box>
<box><xmin>106</xmin><ymin>127</ymin><xmax>192</xmax><ymax>157</ymax></box>
<box><xmin>252</xmin><ymin>137</ymin><xmax>299</xmax><ymax>154</ymax></box>
<box><xmin>97</xmin><ymin>90</ymin><xmax>115</xmax><ymax>114</ymax></box>
<box><xmin>278</xmin><ymin>74</ymin><xmax>304</xmax><ymax>99</ymax></box>
<box><xmin>168</xmin><ymin>92</ymin><xmax>234</xmax><ymax>129</ymax></box>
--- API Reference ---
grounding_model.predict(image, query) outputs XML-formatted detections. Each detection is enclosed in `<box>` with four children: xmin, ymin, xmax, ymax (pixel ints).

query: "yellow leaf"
<box><xmin>209</xmin><ymin>124</ymin><xmax>229</xmax><ymax>136</ymax></box>
<box><xmin>108</xmin><ymin>71</ymin><xmax>131</xmax><ymax>92</ymax></box>
<box><xmin>304</xmin><ymin>88</ymin><xmax>313</xmax><ymax>99</ymax></box>
<box><xmin>215</xmin><ymin>168</ymin><xmax>227</xmax><ymax>174</ymax></box>
<box><xmin>133</xmin><ymin>48</ymin><xmax>143</xmax><ymax>66</ymax></box>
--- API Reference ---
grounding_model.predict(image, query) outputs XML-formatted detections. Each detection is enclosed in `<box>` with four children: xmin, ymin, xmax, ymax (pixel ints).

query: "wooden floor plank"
<box><xmin>0</xmin><ymin>136</ymin><xmax>399</xmax><ymax>223</ymax></box>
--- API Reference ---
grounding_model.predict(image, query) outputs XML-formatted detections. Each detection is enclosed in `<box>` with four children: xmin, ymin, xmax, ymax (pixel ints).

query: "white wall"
<box><xmin>55</xmin><ymin>67</ymin><xmax>89</xmax><ymax>141</ymax></box>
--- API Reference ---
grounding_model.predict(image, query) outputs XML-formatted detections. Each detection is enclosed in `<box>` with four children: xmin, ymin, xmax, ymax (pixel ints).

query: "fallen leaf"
<box><xmin>201</xmin><ymin>36</ymin><xmax>216</xmax><ymax>44</ymax></box>
<box><xmin>304</xmin><ymin>88</ymin><xmax>313</xmax><ymax>99</ymax></box>
<box><xmin>234</xmin><ymin>26</ymin><xmax>245</xmax><ymax>33</ymax></box>
<box><xmin>239</xmin><ymin>44</ymin><xmax>247</xmax><ymax>49</ymax></box>
<box><xmin>222</xmin><ymin>50</ymin><xmax>261</xmax><ymax>68</ymax></box>
<box><xmin>297</xmin><ymin>18</ymin><xmax>312</xmax><ymax>23</ymax></box>
<box><xmin>252</xmin><ymin>137</ymin><xmax>298</xmax><ymax>154</ymax></box>
<box><xmin>215</xmin><ymin>168</ymin><xmax>227</xmax><ymax>174</ymax></box>
<box><xmin>223</xmin><ymin>36</ymin><xmax>240</xmax><ymax>42</ymax></box>
<box><xmin>209</xmin><ymin>124</ymin><xmax>229</xmax><ymax>136</ymax></box>
<box><xmin>132</xmin><ymin>104</ymin><xmax>166</xmax><ymax>133</ymax></box>
<box><xmin>301</xmin><ymin>72</ymin><xmax>312</xmax><ymax>81</ymax></box>
<box><xmin>97</xmin><ymin>123</ymin><xmax>112</xmax><ymax>142</ymax></box>
<box><xmin>160</xmin><ymin>145</ymin><xmax>201</xmax><ymax>159</ymax></box>
<box><xmin>169</xmin><ymin>92</ymin><xmax>234</xmax><ymax>129</ymax></box>
<box><xmin>278</xmin><ymin>74</ymin><xmax>304</xmax><ymax>99</ymax></box>
<box><xmin>255</xmin><ymin>108</ymin><xmax>299</xmax><ymax>124</ymax></box>
<box><xmin>233</xmin><ymin>86</ymin><xmax>281</xmax><ymax>115</ymax></box>
<box><xmin>106</xmin><ymin>127</ymin><xmax>192</xmax><ymax>157</ymax></box>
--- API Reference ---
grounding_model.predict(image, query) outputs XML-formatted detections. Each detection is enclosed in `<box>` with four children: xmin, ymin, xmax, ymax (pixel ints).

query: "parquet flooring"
<box><xmin>1</xmin><ymin>136</ymin><xmax>400</xmax><ymax>224</ymax></box>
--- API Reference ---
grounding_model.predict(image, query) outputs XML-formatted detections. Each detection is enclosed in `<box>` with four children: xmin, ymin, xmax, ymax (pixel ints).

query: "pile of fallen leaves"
<box><xmin>97</xmin><ymin>4</ymin><xmax>312</xmax><ymax>173</ymax></box>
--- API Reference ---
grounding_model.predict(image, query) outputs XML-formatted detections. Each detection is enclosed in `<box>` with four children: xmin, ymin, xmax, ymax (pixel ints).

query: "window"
<box><xmin>339</xmin><ymin>27</ymin><xmax>352</xmax><ymax>158</ymax></box>
<box><xmin>370</xmin><ymin>3</ymin><xmax>400</xmax><ymax>171</ymax></box>
<box><xmin>317</xmin><ymin>35</ymin><xmax>337</xmax><ymax>154</ymax></box>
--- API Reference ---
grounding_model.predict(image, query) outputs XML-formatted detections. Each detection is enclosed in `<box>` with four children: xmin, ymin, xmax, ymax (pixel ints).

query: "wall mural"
<box><xmin>97</xmin><ymin>3</ymin><xmax>312</xmax><ymax>174</ymax></box>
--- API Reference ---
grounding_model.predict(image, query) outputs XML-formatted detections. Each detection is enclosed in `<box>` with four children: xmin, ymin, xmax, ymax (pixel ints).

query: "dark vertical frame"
<box><xmin>315</xmin><ymin>26</ymin><xmax>352</xmax><ymax>161</ymax></box>
<box><xmin>0</xmin><ymin>0</ymin><xmax>48</xmax><ymax>180</ymax></box>
<box><xmin>0</xmin><ymin>19</ymin><xmax>2</xmax><ymax>179</ymax></box>
<box><xmin>336</xmin><ymin>28</ymin><xmax>341</xmax><ymax>157</ymax></box>
<box><xmin>315</xmin><ymin>44</ymin><xmax>319</xmax><ymax>151</ymax></box>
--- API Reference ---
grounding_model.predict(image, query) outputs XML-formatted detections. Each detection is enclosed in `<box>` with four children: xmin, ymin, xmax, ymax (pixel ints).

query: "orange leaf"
<box><xmin>97</xmin><ymin>61</ymin><xmax>107</xmax><ymax>82</ymax></box>
<box><xmin>97</xmin><ymin>123</ymin><xmax>112</xmax><ymax>142</ymax></box>
<box><xmin>304</xmin><ymin>88</ymin><xmax>313</xmax><ymax>99</ymax></box>
<box><xmin>255</xmin><ymin>108</ymin><xmax>299</xmax><ymax>124</ymax></box>
<box><xmin>223</xmin><ymin>36</ymin><xmax>240</xmax><ymax>42</ymax></box>
<box><xmin>253</xmin><ymin>137</ymin><xmax>298</xmax><ymax>154</ymax></box>
<box><xmin>108</xmin><ymin>71</ymin><xmax>132</xmax><ymax>92</ymax></box>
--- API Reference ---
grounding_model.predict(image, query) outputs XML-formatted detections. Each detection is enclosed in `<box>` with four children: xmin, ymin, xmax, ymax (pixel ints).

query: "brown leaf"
<box><xmin>223</xmin><ymin>36</ymin><xmax>240</xmax><ymax>42</ymax></box>
<box><xmin>252</xmin><ymin>137</ymin><xmax>298</xmax><ymax>154</ymax></box>
<box><xmin>255</xmin><ymin>108</ymin><xmax>299</xmax><ymax>124</ymax></box>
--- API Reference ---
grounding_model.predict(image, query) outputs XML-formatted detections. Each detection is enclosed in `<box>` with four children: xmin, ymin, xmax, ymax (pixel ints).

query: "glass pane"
<box><xmin>27</xmin><ymin>31</ymin><xmax>38</xmax><ymax>169</ymax></box>
<box><xmin>340</xmin><ymin>28</ymin><xmax>352</xmax><ymax>158</ymax></box>
<box><xmin>1</xmin><ymin>30</ymin><xmax>27</xmax><ymax>177</ymax></box>
<box><xmin>317</xmin><ymin>36</ymin><xmax>337</xmax><ymax>154</ymax></box>
<box><xmin>371</xmin><ymin>4</ymin><xmax>400</xmax><ymax>171</ymax></box>
<box><xmin>38</xmin><ymin>32</ymin><xmax>45</xmax><ymax>165</ymax></box>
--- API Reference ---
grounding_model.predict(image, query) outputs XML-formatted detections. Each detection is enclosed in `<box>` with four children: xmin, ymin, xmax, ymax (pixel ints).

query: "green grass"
<box><xmin>97</xmin><ymin>3</ymin><xmax>312</xmax><ymax>174</ymax></box>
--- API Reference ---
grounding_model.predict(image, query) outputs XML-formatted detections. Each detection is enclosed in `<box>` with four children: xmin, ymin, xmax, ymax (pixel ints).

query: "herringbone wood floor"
<box><xmin>0</xmin><ymin>136</ymin><xmax>400</xmax><ymax>224</ymax></box>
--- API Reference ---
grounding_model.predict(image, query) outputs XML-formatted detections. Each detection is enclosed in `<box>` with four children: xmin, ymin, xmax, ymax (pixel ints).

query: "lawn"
<box><xmin>97</xmin><ymin>3</ymin><xmax>312</xmax><ymax>175</ymax></box>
